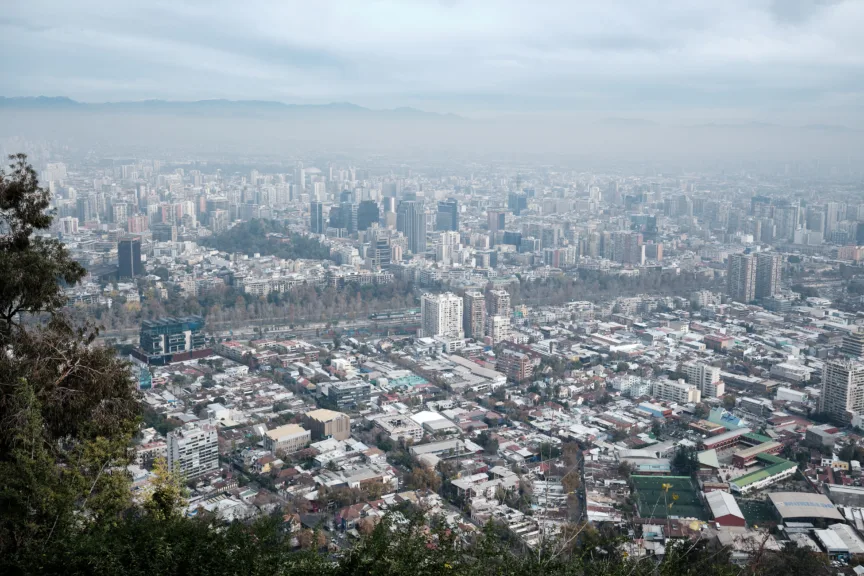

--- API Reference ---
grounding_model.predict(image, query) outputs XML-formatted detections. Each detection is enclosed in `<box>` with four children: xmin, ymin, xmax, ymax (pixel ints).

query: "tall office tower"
<box><xmin>727</xmin><ymin>253</ymin><xmax>756</xmax><ymax>303</ymax></box>
<box><xmin>487</xmin><ymin>210</ymin><xmax>506</xmax><ymax>234</ymax></box>
<box><xmin>420</xmin><ymin>292</ymin><xmax>464</xmax><ymax>339</ymax></box>
<box><xmin>294</xmin><ymin>164</ymin><xmax>305</xmax><ymax>192</ymax></box>
<box><xmin>312</xmin><ymin>181</ymin><xmax>326</xmax><ymax>202</ymax></box>
<box><xmin>329</xmin><ymin>205</ymin><xmax>345</xmax><ymax>229</ymax></box>
<box><xmin>820</xmin><ymin>359</ymin><xmax>864</xmax><ymax>423</ymax></box>
<box><xmin>357</xmin><ymin>200</ymin><xmax>380</xmax><ymax>231</ymax></box>
<box><xmin>76</xmin><ymin>196</ymin><xmax>91</xmax><ymax>223</ymax></box>
<box><xmin>683</xmin><ymin>362</ymin><xmax>725</xmax><ymax>399</ymax></box>
<box><xmin>340</xmin><ymin>202</ymin><xmax>358</xmax><ymax>233</ymax></box>
<box><xmin>826</xmin><ymin>202</ymin><xmax>844</xmax><ymax>235</ymax></box>
<box><xmin>774</xmin><ymin>203</ymin><xmax>800</xmax><ymax>241</ymax></box>
<box><xmin>167</xmin><ymin>422</ymin><xmax>219</xmax><ymax>479</ymax></box>
<box><xmin>806</xmin><ymin>207</ymin><xmax>826</xmax><ymax>234</ymax></box>
<box><xmin>755</xmin><ymin>252</ymin><xmax>783</xmax><ymax>299</ymax></box>
<box><xmin>436</xmin><ymin>198</ymin><xmax>459</xmax><ymax>231</ymax></box>
<box><xmin>310</xmin><ymin>201</ymin><xmax>324</xmax><ymax>234</ymax></box>
<box><xmin>463</xmin><ymin>291</ymin><xmax>486</xmax><ymax>339</ymax></box>
<box><xmin>382</xmin><ymin>197</ymin><xmax>396</xmax><ymax>214</ymax></box>
<box><xmin>488</xmin><ymin>289</ymin><xmax>511</xmax><ymax>317</ymax></box>
<box><xmin>371</xmin><ymin>237</ymin><xmax>392</xmax><ymax>267</ymax></box>
<box><xmin>118</xmin><ymin>237</ymin><xmax>142</xmax><ymax>278</ymax></box>
<box><xmin>507</xmin><ymin>191</ymin><xmax>528</xmax><ymax>215</ymax></box>
<box><xmin>842</xmin><ymin>330</ymin><xmax>864</xmax><ymax>358</ymax></box>
<box><xmin>397</xmin><ymin>200</ymin><xmax>427</xmax><ymax>255</ymax></box>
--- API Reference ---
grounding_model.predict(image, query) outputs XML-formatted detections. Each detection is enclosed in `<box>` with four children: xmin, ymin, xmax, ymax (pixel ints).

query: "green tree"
<box><xmin>672</xmin><ymin>446</ymin><xmax>699</xmax><ymax>476</ymax></box>
<box><xmin>0</xmin><ymin>154</ymin><xmax>86</xmax><ymax>340</ymax></box>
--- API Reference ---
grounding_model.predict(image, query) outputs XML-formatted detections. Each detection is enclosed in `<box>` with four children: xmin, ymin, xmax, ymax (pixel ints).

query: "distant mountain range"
<box><xmin>0</xmin><ymin>96</ymin><xmax>463</xmax><ymax>120</ymax></box>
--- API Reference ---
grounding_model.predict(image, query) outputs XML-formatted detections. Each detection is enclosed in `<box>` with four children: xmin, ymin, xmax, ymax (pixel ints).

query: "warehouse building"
<box><xmin>768</xmin><ymin>492</ymin><xmax>844</xmax><ymax>524</ymax></box>
<box><xmin>704</xmin><ymin>490</ymin><xmax>746</xmax><ymax>527</ymax></box>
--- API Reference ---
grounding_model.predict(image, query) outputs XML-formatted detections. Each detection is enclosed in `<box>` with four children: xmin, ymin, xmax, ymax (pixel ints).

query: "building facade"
<box><xmin>303</xmin><ymin>409</ymin><xmax>351</xmax><ymax>441</ymax></box>
<box><xmin>118</xmin><ymin>237</ymin><xmax>142</xmax><ymax>278</ymax></box>
<box><xmin>820</xmin><ymin>359</ymin><xmax>864</xmax><ymax>423</ymax></box>
<box><xmin>683</xmin><ymin>362</ymin><xmax>725</xmax><ymax>399</ymax></box>
<box><xmin>264</xmin><ymin>424</ymin><xmax>311</xmax><ymax>454</ymax></box>
<box><xmin>652</xmin><ymin>379</ymin><xmax>702</xmax><ymax>404</ymax></box>
<box><xmin>139</xmin><ymin>316</ymin><xmax>207</xmax><ymax>361</ymax></box>
<box><xmin>755</xmin><ymin>252</ymin><xmax>783</xmax><ymax>299</ymax></box>
<box><xmin>421</xmin><ymin>292</ymin><xmax>464</xmax><ymax>339</ymax></box>
<box><xmin>328</xmin><ymin>380</ymin><xmax>371</xmax><ymax>410</ymax></box>
<box><xmin>727</xmin><ymin>253</ymin><xmax>756</xmax><ymax>303</ymax></box>
<box><xmin>463</xmin><ymin>290</ymin><xmax>486</xmax><ymax>339</ymax></box>
<box><xmin>167</xmin><ymin>422</ymin><xmax>219</xmax><ymax>479</ymax></box>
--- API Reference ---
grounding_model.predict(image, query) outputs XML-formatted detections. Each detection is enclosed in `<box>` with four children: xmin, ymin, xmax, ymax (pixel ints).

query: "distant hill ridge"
<box><xmin>0</xmin><ymin>96</ymin><xmax>462</xmax><ymax>119</ymax></box>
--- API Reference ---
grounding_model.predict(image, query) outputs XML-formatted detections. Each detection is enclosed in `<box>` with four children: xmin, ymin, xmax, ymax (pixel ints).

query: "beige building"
<box><xmin>303</xmin><ymin>408</ymin><xmax>351</xmax><ymax>441</ymax></box>
<box><xmin>264</xmin><ymin>424</ymin><xmax>311</xmax><ymax>454</ymax></box>
<box><xmin>652</xmin><ymin>379</ymin><xmax>702</xmax><ymax>404</ymax></box>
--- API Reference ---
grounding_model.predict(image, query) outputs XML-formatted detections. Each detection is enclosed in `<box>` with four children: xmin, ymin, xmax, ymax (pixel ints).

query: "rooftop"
<box><xmin>767</xmin><ymin>492</ymin><xmax>844</xmax><ymax>521</ymax></box>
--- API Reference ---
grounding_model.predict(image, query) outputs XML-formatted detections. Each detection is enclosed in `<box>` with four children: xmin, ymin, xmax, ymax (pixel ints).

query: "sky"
<box><xmin>1</xmin><ymin>0</ymin><xmax>863</xmax><ymax>125</ymax></box>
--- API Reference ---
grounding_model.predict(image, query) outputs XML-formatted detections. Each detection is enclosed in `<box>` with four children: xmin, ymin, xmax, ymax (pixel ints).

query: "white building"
<box><xmin>652</xmin><ymin>379</ymin><xmax>701</xmax><ymax>404</ymax></box>
<box><xmin>487</xmin><ymin>315</ymin><xmax>512</xmax><ymax>344</ymax></box>
<box><xmin>820</xmin><ymin>359</ymin><xmax>864</xmax><ymax>423</ymax></box>
<box><xmin>373</xmin><ymin>414</ymin><xmax>424</xmax><ymax>442</ymax></box>
<box><xmin>421</xmin><ymin>292</ymin><xmax>464</xmax><ymax>339</ymax></box>
<box><xmin>167</xmin><ymin>421</ymin><xmax>219</xmax><ymax>479</ymax></box>
<box><xmin>683</xmin><ymin>362</ymin><xmax>725</xmax><ymax>399</ymax></box>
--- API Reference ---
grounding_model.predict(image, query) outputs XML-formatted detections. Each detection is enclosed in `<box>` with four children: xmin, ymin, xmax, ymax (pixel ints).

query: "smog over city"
<box><xmin>2</xmin><ymin>2</ymin><xmax>864</xmax><ymax>575</ymax></box>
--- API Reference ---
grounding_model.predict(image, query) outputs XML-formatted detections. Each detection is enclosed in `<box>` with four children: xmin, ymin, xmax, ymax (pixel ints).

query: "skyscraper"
<box><xmin>420</xmin><ymin>292</ymin><xmax>464</xmax><ymax>339</ymax></box>
<box><xmin>118</xmin><ymin>237</ymin><xmax>142</xmax><ymax>278</ymax></box>
<box><xmin>294</xmin><ymin>164</ymin><xmax>305</xmax><ymax>192</ymax></box>
<box><xmin>436</xmin><ymin>198</ymin><xmax>459</xmax><ymax>231</ymax></box>
<box><xmin>340</xmin><ymin>202</ymin><xmax>358</xmax><ymax>233</ymax></box>
<box><xmin>820</xmin><ymin>359</ymin><xmax>864</xmax><ymax>423</ymax></box>
<box><xmin>357</xmin><ymin>200</ymin><xmax>380</xmax><ymax>231</ymax></box>
<box><xmin>397</xmin><ymin>200</ymin><xmax>427</xmax><ymax>255</ymax></box>
<box><xmin>463</xmin><ymin>291</ymin><xmax>486</xmax><ymax>339</ymax></box>
<box><xmin>507</xmin><ymin>191</ymin><xmax>528</xmax><ymax>215</ymax></box>
<box><xmin>310</xmin><ymin>201</ymin><xmax>324</xmax><ymax>234</ymax></box>
<box><xmin>487</xmin><ymin>210</ymin><xmax>506</xmax><ymax>234</ymax></box>
<box><xmin>727</xmin><ymin>253</ymin><xmax>756</xmax><ymax>303</ymax></box>
<box><xmin>755</xmin><ymin>252</ymin><xmax>783</xmax><ymax>299</ymax></box>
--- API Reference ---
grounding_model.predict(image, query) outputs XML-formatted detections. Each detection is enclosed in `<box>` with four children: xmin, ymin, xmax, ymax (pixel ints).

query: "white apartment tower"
<box><xmin>683</xmin><ymin>362</ymin><xmax>725</xmax><ymax>399</ymax></box>
<box><xmin>820</xmin><ymin>359</ymin><xmax>864</xmax><ymax>423</ymax></box>
<box><xmin>167</xmin><ymin>421</ymin><xmax>219</xmax><ymax>479</ymax></box>
<box><xmin>421</xmin><ymin>292</ymin><xmax>464</xmax><ymax>339</ymax></box>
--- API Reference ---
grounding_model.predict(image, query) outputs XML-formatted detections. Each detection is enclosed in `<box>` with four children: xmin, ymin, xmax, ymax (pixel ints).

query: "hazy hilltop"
<box><xmin>1</xmin><ymin>97</ymin><xmax>860</xmax><ymax>168</ymax></box>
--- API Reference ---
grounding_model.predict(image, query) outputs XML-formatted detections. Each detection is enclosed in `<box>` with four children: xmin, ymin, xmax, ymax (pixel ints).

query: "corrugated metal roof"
<box><xmin>705</xmin><ymin>490</ymin><xmax>744</xmax><ymax>520</ymax></box>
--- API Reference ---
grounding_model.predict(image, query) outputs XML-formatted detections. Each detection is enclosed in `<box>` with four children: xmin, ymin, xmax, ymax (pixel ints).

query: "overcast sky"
<box><xmin>2</xmin><ymin>0</ymin><xmax>862</xmax><ymax>124</ymax></box>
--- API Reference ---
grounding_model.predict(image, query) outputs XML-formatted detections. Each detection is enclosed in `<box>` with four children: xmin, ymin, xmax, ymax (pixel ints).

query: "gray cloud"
<box><xmin>0</xmin><ymin>0</ymin><xmax>862</xmax><ymax>125</ymax></box>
